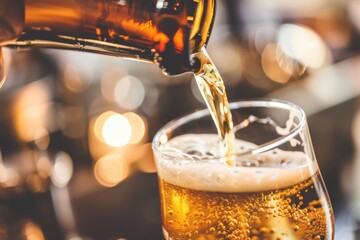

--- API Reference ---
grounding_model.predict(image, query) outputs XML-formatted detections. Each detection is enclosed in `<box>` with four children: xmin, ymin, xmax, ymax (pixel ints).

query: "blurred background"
<box><xmin>1</xmin><ymin>0</ymin><xmax>360</xmax><ymax>239</ymax></box>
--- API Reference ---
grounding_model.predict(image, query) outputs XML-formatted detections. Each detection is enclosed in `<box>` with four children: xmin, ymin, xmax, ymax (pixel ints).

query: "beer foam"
<box><xmin>156</xmin><ymin>134</ymin><xmax>316</xmax><ymax>192</ymax></box>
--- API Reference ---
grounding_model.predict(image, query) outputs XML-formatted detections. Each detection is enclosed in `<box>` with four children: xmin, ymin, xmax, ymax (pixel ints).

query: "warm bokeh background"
<box><xmin>0</xmin><ymin>0</ymin><xmax>360</xmax><ymax>239</ymax></box>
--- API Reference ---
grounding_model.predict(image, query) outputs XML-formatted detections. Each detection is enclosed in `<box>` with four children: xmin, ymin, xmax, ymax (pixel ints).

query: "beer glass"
<box><xmin>153</xmin><ymin>99</ymin><xmax>335</xmax><ymax>239</ymax></box>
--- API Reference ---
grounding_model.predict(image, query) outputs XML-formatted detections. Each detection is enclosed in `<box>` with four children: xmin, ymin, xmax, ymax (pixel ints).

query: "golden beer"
<box><xmin>156</xmin><ymin>135</ymin><xmax>335</xmax><ymax>240</ymax></box>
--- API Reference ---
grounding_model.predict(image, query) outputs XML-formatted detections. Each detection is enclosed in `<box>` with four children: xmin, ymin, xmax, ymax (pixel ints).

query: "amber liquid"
<box><xmin>159</xmin><ymin>172</ymin><xmax>334</xmax><ymax>240</ymax></box>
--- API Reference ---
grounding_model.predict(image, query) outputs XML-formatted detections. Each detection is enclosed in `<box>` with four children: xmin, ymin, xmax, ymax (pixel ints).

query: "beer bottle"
<box><xmin>0</xmin><ymin>0</ymin><xmax>215</xmax><ymax>76</ymax></box>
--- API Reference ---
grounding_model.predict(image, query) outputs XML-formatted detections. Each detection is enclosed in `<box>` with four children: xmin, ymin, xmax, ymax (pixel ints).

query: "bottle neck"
<box><xmin>10</xmin><ymin>0</ymin><xmax>215</xmax><ymax>75</ymax></box>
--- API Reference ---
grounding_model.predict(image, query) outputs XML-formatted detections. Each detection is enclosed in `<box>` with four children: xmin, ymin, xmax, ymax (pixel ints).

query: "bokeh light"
<box><xmin>102</xmin><ymin>113</ymin><xmax>131</xmax><ymax>147</ymax></box>
<box><xmin>277</xmin><ymin>24</ymin><xmax>329</xmax><ymax>69</ymax></box>
<box><xmin>261</xmin><ymin>43</ymin><xmax>291</xmax><ymax>84</ymax></box>
<box><xmin>12</xmin><ymin>81</ymin><xmax>53</xmax><ymax>142</ymax></box>
<box><xmin>33</xmin><ymin>128</ymin><xmax>50</xmax><ymax>150</ymax></box>
<box><xmin>51</xmin><ymin>152</ymin><xmax>73</xmax><ymax>188</ymax></box>
<box><xmin>24</xmin><ymin>221</ymin><xmax>45</xmax><ymax>240</ymax></box>
<box><xmin>114</xmin><ymin>75</ymin><xmax>146</xmax><ymax>110</ymax></box>
<box><xmin>123</xmin><ymin>112</ymin><xmax>147</xmax><ymax>144</ymax></box>
<box><xmin>94</xmin><ymin>153</ymin><xmax>129</xmax><ymax>187</ymax></box>
<box><xmin>100</xmin><ymin>68</ymin><xmax>127</xmax><ymax>102</ymax></box>
<box><xmin>0</xmin><ymin>167</ymin><xmax>19</xmax><ymax>188</ymax></box>
<box><xmin>62</xmin><ymin>64</ymin><xmax>86</xmax><ymax>93</ymax></box>
<box><xmin>36</xmin><ymin>154</ymin><xmax>52</xmax><ymax>179</ymax></box>
<box><xmin>94</xmin><ymin>111</ymin><xmax>132</xmax><ymax>147</ymax></box>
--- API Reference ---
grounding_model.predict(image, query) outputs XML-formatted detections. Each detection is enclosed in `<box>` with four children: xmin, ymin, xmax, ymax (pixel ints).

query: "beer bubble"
<box><xmin>218</xmin><ymin>222</ymin><xmax>225</xmax><ymax>230</ymax></box>
<box><xmin>260</xmin><ymin>227</ymin><xmax>269</xmax><ymax>234</ymax></box>
<box><xmin>291</xmin><ymin>224</ymin><xmax>300</xmax><ymax>231</ymax></box>
<box><xmin>184</xmin><ymin>232</ymin><xmax>191</xmax><ymax>238</ymax></box>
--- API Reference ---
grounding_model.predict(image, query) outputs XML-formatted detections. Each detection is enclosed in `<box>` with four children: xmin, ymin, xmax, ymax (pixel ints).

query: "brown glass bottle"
<box><xmin>2</xmin><ymin>0</ymin><xmax>215</xmax><ymax>75</ymax></box>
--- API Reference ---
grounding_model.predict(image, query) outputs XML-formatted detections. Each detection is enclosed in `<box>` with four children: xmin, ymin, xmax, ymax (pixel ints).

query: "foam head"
<box><xmin>156</xmin><ymin>134</ymin><xmax>316</xmax><ymax>192</ymax></box>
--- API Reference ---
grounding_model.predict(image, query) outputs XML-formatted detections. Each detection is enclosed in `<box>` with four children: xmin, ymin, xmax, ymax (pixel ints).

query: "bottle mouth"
<box><xmin>160</xmin><ymin>0</ymin><xmax>216</xmax><ymax>75</ymax></box>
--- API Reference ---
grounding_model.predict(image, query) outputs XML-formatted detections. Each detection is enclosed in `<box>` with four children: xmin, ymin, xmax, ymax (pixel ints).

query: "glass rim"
<box><xmin>152</xmin><ymin>98</ymin><xmax>307</xmax><ymax>160</ymax></box>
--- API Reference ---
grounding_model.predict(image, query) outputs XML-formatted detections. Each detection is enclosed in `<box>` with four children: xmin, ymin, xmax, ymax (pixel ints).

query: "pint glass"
<box><xmin>153</xmin><ymin>100</ymin><xmax>335</xmax><ymax>239</ymax></box>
